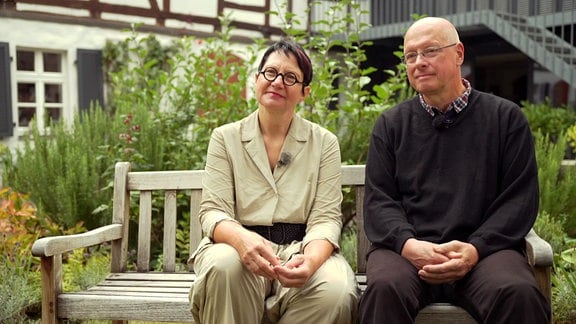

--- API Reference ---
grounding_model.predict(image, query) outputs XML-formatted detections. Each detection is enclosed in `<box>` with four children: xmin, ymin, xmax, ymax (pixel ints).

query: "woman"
<box><xmin>188</xmin><ymin>39</ymin><xmax>358</xmax><ymax>324</ymax></box>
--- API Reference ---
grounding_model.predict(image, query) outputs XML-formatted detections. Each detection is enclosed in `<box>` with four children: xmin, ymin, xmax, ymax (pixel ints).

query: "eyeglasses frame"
<box><xmin>258</xmin><ymin>67</ymin><xmax>304</xmax><ymax>87</ymax></box>
<box><xmin>402</xmin><ymin>42</ymin><xmax>458</xmax><ymax>65</ymax></box>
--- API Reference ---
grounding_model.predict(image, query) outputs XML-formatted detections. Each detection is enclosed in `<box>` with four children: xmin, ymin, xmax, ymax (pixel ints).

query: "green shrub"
<box><xmin>62</xmin><ymin>248</ymin><xmax>110</xmax><ymax>292</ymax></box>
<box><xmin>534</xmin><ymin>132</ymin><xmax>576</xmax><ymax>236</ymax></box>
<box><xmin>533</xmin><ymin>179</ymin><xmax>576</xmax><ymax>323</ymax></box>
<box><xmin>0</xmin><ymin>188</ymin><xmax>43</xmax><ymax>322</ymax></box>
<box><xmin>0</xmin><ymin>249</ymin><xmax>40</xmax><ymax>322</ymax></box>
<box><xmin>341</xmin><ymin>224</ymin><xmax>357</xmax><ymax>271</ymax></box>
<box><xmin>2</xmin><ymin>106</ymin><xmax>115</xmax><ymax>229</ymax></box>
<box><xmin>552</xmin><ymin>239</ymin><xmax>576</xmax><ymax>324</ymax></box>
<box><xmin>522</xmin><ymin>100</ymin><xmax>576</xmax><ymax>141</ymax></box>
<box><xmin>534</xmin><ymin>211</ymin><xmax>570</xmax><ymax>255</ymax></box>
<box><xmin>282</xmin><ymin>0</ymin><xmax>413</xmax><ymax>164</ymax></box>
<box><xmin>552</xmin><ymin>265</ymin><xmax>576</xmax><ymax>324</ymax></box>
<box><xmin>567</xmin><ymin>123</ymin><xmax>576</xmax><ymax>155</ymax></box>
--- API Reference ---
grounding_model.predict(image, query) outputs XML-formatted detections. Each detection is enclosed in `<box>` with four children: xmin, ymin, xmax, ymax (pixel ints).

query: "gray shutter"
<box><xmin>77</xmin><ymin>49</ymin><xmax>104</xmax><ymax>112</ymax></box>
<box><xmin>0</xmin><ymin>42</ymin><xmax>13</xmax><ymax>138</ymax></box>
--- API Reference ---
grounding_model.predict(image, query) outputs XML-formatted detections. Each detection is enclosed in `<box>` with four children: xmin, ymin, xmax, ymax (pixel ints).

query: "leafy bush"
<box><xmin>62</xmin><ymin>248</ymin><xmax>110</xmax><ymax>292</ymax></box>
<box><xmin>552</xmin><ymin>238</ymin><xmax>576</xmax><ymax>324</ymax></box>
<box><xmin>2</xmin><ymin>107</ymin><xmax>116</xmax><ymax>229</ymax></box>
<box><xmin>0</xmin><ymin>188</ymin><xmax>44</xmax><ymax>322</ymax></box>
<box><xmin>534</xmin><ymin>132</ymin><xmax>576</xmax><ymax>236</ymax></box>
<box><xmin>533</xmin><ymin>144</ymin><xmax>576</xmax><ymax>323</ymax></box>
<box><xmin>0</xmin><ymin>248</ymin><xmax>40</xmax><ymax>322</ymax></box>
<box><xmin>282</xmin><ymin>1</ymin><xmax>413</xmax><ymax>164</ymax></box>
<box><xmin>534</xmin><ymin>211</ymin><xmax>570</xmax><ymax>255</ymax></box>
<box><xmin>0</xmin><ymin>187</ymin><xmax>90</xmax><ymax>321</ymax></box>
<box><xmin>567</xmin><ymin>123</ymin><xmax>576</xmax><ymax>155</ymax></box>
<box><xmin>522</xmin><ymin>100</ymin><xmax>576</xmax><ymax>141</ymax></box>
<box><xmin>552</xmin><ymin>264</ymin><xmax>576</xmax><ymax>324</ymax></box>
<box><xmin>341</xmin><ymin>224</ymin><xmax>357</xmax><ymax>271</ymax></box>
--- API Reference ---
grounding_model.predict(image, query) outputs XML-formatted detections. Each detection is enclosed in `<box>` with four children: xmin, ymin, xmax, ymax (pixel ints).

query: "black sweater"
<box><xmin>364</xmin><ymin>90</ymin><xmax>539</xmax><ymax>259</ymax></box>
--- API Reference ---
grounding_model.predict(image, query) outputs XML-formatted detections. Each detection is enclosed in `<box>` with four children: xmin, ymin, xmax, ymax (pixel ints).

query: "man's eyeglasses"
<box><xmin>259</xmin><ymin>67</ymin><xmax>303</xmax><ymax>86</ymax></box>
<box><xmin>402</xmin><ymin>43</ymin><xmax>457</xmax><ymax>65</ymax></box>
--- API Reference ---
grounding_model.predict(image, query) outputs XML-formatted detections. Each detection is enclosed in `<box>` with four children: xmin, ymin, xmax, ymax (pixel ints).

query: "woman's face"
<box><xmin>255</xmin><ymin>51</ymin><xmax>310</xmax><ymax>112</ymax></box>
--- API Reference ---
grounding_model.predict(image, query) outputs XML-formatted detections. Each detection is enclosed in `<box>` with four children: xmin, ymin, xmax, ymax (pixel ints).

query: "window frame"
<box><xmin>14</xmin><ymin>47</ymin><xmax>67</xmax><ymax>133</ymax></box>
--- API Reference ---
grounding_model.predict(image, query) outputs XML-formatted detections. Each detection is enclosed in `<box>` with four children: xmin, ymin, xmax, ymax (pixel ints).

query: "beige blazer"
<box><xmin>197</xmin><ymin>109</ymin><xmax>343</xmax><ymax>251</ymax></box>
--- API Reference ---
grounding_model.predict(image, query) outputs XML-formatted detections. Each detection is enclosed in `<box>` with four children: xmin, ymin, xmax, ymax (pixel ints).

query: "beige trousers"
<box><xmin>189</xmin><ymin>241</ymin><xmax>359</xmax><ymax>324</ymax></box>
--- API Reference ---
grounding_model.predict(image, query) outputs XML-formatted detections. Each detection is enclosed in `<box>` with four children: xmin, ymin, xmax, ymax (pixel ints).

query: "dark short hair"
<box><xmin>257</xmin><ymin>38</ymin><xmax>313</xmax><ymax>86</ymax></box>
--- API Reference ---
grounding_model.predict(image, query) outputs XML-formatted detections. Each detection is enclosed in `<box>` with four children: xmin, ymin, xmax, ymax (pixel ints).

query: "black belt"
<box><xmin>245</xmin><ymin>223</ymin><xmax>306</xmax><ymax>245</ymax></box>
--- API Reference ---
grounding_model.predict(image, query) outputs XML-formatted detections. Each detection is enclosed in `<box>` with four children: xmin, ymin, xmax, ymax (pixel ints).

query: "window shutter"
<box><xmin>77</xmin><ymin>49</ymin><xmax>104</xmax><ymax>112</ymax></box>
<box><xmin>0</xmin><ymin>42</ymin><xmax>13</xmax><ymax>138</ymax></box>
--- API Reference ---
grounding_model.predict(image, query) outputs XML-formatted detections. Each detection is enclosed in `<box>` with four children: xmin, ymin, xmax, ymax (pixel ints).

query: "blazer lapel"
<box><xmin>274</xmin><ymin>114</ymin><xmax>309</xmax><ymax>179</ymax></box>
<box><xmin>242</xmin><ymin>111</ymin><xmax>277</xmax><ymax>189</ymax></box>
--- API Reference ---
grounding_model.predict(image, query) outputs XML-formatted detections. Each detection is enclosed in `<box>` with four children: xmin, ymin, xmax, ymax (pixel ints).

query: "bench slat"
<box><xmin>137</xmin><ymin>190</ymin><xmax>152</xmax><ymax>271</ymax></box>
<box><xmin>164</xmin><ymin>190</ymin><xmax>178</xmax><ymax>271</ymax></box>
<box><xmin>97</xmin><ymin>280</ymin><xmax>194</xmax><ymax>288</ymax></box>
<box><xmin>107</xmin><ymin>272</ymin><xmax>195</xmax><ymax>281</ymax></box>
<box><xmin>128</xmin><ymin>170</ymin><xmax>204</xmax><ymax>190</ymax></box>
<box><xmin>87</xmin><ymin>287</ymin><xmax>190</xmax><ymax>294</ymax></box>
<box><xmin>95</xmin><ymin>282</ymin><xmax>193</xmax><ymax>289</ymax></box>
<box><xmin>58</xmin><ymin>294</ymin><xmax>191</xmax><ymax>321</ymax></box>
<box><xmin>189</xmin><ymin>189</ymin><xmax>203</xmax><ymax>269</ymax></box>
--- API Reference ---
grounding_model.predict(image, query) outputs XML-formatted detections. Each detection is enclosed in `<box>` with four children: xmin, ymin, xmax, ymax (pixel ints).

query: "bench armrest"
<box><xmin>31</xmin><ymin>224</ymin><xmax>123</xmax><ymax>257</ymax></box>
<box><xmin>524</xmin><ymin>228</ymin><xmax>553</xmax><ymax>304</ymax></box>
<box><xmin>525</xmin><ymin>228</ymin><xmax>554</xmax><ymax>267</ymax></box>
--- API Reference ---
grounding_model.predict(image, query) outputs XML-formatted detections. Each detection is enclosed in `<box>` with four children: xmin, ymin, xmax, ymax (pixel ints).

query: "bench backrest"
<box><xmin>111</xmin><ymin>162</ymin><xmax>369</xmax><ymax>273</ymax></box>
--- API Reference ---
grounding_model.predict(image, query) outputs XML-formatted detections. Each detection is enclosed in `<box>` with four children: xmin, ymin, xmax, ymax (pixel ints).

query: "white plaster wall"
<box><xmin>0</xmin><ymin>18</ymin><xmax>253</xmax><ymax>151</ymax></box>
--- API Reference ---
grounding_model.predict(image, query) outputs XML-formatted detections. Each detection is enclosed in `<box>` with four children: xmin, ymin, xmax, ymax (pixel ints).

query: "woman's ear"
<box><xmin>301</xmin><ymin>85</ymin><xmax>311</xmax><ymax>102</ymax></box>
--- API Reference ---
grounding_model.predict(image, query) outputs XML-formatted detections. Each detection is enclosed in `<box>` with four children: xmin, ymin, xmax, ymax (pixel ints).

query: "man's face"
<box><xmin>403</xmin><ymin>24</ymin><xmax>462</xmax><ymax>98</ymax></box>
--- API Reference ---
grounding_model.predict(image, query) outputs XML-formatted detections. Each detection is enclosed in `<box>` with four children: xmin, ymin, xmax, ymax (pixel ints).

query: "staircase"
<box><xmin>455</xmin><ymin>10</ymin><xmax>576</xmax><ymax>91</ymax></box>
<box><xmin>360</xmin><ymin>9</ymin><xmax>576</xmax><ymax>91</ymax></box>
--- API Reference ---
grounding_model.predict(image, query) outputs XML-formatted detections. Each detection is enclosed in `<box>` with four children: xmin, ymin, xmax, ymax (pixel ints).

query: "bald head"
<box><xmin>404</xmin><ymin>17</ymin><xmax>460</xmax><ymax>47</ymax></box>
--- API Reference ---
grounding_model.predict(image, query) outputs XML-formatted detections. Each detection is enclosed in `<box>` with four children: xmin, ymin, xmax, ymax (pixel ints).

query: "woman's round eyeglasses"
<box><xmin>259</xmin><ymin>67</ymin><xmax>303</xmax><ymax>86</ymax></box>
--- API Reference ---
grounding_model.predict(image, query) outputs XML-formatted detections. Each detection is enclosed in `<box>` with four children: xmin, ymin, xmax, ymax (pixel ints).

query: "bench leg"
<box><xmin>40</xmin><ymin>255</ymin><xmax>62</xmax><ymax>324</ymax></box>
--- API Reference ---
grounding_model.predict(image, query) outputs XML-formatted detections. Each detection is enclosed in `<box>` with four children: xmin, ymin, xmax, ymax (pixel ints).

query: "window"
<box><xmin>15</xmin><ymin>49</ymin><xmax>65</xmax><ymax>129</ymax></box>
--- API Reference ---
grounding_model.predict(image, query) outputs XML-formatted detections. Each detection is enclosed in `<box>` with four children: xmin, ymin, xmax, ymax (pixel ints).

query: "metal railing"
<box><xmin>310</xmin><ymin>0</ymin><xmax>575</xmax><ymax>46</ymax></box>
<box><xmin>309</xmin><ymin>0</ymin><xmax>576</xmax><ymax>92</ymax></box>
<box><xmin>381</xmin><ymin>0</ymin><xmax>574</xmax><ymax>46</ymax></box>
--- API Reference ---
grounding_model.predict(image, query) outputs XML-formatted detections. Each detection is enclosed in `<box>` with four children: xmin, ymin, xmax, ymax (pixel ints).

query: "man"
<box><xmin>358</xmin><ymin>17</ymin><xmax>551</xmax><ymax>323</ymax></box>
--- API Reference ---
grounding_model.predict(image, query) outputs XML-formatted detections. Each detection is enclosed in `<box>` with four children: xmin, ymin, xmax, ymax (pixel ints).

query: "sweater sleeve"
<box><xmin>364</xmin><ymin>109</ymin><xmax>416</xmax><ymax>254</ymax></box>
<box><xmin>468</xmin><ymin>101</ymin><xmax>539</xmax><ymax>259</ymax></box>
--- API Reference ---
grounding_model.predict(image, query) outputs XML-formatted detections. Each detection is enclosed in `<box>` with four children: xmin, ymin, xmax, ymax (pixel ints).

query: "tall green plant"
<box><xmin>278</xmin><ymin>0</ymin><xmax>413</xmax><ymax>164</ymax></box>
<box><xmin>103</xmin><ymin>31</ymin><xmax>176</xmax><ymax>171</ymax></box>
<box><xmin>534</xmin><ymin>132</ymin><xmax>576</xmax><ymax>236</ymax></box>
<box><xmin>567</xmin><ymin>123</ymin><xmax>576</xmax><ymax>155</ymax></box>
<box><xmin>158</xmin><ymin>16</ymin><xmax>265</xmax><ymax>170</ymax></box>
<box><xmin>523</xmin><ymin>100</ymin><xmax>576</xmax><ymax>141</ymax></box>
<box><xmin>3</xmin><ymin>106</ymin><xmax>114</xmax><ymax>229</ymax></box>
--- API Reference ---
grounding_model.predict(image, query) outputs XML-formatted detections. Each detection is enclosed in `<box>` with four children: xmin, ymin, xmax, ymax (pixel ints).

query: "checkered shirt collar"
<box><xmin>419</xmin><ymin>79</ymin><xmax>472</xmax><ymax>116</ymax></box>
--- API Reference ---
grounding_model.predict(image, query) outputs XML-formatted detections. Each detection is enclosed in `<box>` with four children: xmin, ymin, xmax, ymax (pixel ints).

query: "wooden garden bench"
<box><xmin>31</xmin><ymin>161</ymin><xmax>553</xmax><ymax>323</ymax></box>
